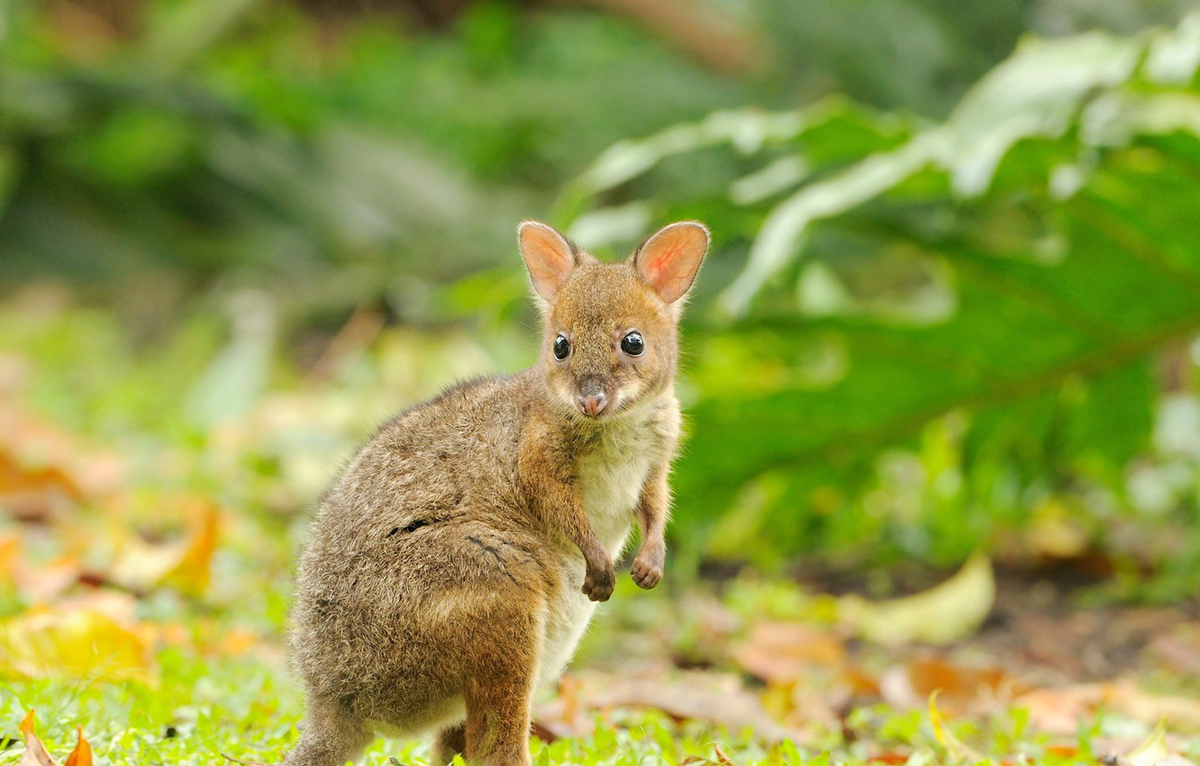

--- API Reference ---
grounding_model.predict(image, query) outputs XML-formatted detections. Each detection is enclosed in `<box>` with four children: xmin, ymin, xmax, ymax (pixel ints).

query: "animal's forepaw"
<box><xmin>630</xmin><ymin>546</ymin><xmax>664</xmax><ymax>590</ymax></box>
<box><xmin>582</xmin><ymin>559</ymin><xmax>615</xmax><ymax>602</ymax></box>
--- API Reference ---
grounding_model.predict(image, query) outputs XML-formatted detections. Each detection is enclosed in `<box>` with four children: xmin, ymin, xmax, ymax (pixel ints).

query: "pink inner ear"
<box><xmin>636</xmin><ymin>223</ymin><xmax>708</xmax><ymax>304</ymax></box>
<box><xmin>520</xmin><ymin>222</ymin><xmax>574</xmax><ymax>300</ymax></box>
<box><xmin>643</xmin><ymin>247</ymin><xmax>678</xmax><ymax>280</ymax></box>
<box><xmin>643</xmin><ymin>248</ymin><xmax>685</xmax><ymax>293</ymax></box>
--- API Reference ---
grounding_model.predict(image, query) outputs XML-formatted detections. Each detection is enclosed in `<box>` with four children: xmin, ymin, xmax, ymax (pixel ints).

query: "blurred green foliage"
<box><xmin>2</xmin><ymin>0</ymin><xmax>1199</xmax><ymax>583</ymax></box>
<box><xmin>566</xmin><ymin>14</ymin><xmax>1200</xmax><ymax>579</ymax></box>
<box><xmin>3</xmin><ymin>0</ymin><xmax>1193</xmax><ymax>311</ymax></box>
<box><xmin>0</xmin><ymin>0</ymin><xmax>749</xmax><ymax>318</ymax></box>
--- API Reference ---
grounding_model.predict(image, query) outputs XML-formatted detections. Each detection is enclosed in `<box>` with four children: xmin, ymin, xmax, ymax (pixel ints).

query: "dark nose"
<box><xmin>577</xmin><ymin>391</ymin><xmax>608</xmax><ymax>417</ymax></box>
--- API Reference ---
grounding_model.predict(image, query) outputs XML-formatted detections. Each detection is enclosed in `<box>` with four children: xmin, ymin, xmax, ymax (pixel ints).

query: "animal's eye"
<box><xmin>553</xmin><ymin>333</ymin><xmax>571</xmax><ymax>360</ymax></box>
<box><xmin>621</xmin><ymin>331</ymin><xmax>645</xmax><ymax>356</ymax></box>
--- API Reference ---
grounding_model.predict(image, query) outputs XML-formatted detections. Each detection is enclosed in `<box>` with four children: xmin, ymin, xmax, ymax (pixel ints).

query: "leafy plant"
<box><xmin>563</xmin><ymin>14</ymin><xmax>1200</xmax><ymax>567</ymax></box>
<box><xmin>0</xmin><ymin>0</ymin><xmax>742</xmax><ymax>317</ymax></box>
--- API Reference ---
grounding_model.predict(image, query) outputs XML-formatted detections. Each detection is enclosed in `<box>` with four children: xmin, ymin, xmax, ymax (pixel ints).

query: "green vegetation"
<box><xmin>3</xmin><ymin>0</ymin><xmax>1200</xmax><ymax>763</ymax></box>
<box><xmin>563</xmin><ymin>16</ymin><xmax>1200</xmax><ymax>576</ymax></box>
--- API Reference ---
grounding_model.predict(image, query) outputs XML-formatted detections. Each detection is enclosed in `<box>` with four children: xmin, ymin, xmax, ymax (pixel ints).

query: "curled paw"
<box><xmin>630</xmin><ymin>547</ymin><xmax>664</xmax><ymax>590</ymax></box>
<box><xmin>582</xmin><ymin>559</ymin><xmax>615</xmax><ymax>602</ymax></box>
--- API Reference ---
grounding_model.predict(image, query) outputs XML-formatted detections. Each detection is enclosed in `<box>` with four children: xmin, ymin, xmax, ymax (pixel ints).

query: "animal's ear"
<box><xmin>518</xmin><ymin>220</ymin><xmax>577</xmax><ymax>302</ymax></box>
<box><xmin>632</xmin><ymin>221</ymin><xmax>709</xmax><ymax>304</ymax></box>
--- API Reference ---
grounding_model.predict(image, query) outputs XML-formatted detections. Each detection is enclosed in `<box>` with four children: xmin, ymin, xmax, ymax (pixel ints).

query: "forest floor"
<box><xmin>2</xmin><ymin>303</ymin><xmax>1199</xmax><ymax>765</ymax></box>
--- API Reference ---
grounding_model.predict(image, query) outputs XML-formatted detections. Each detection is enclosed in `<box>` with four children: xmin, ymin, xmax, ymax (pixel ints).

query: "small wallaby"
<box><xmin>284</xmin><ymin>220</ymin><xmax>709</xmax><ymax>766</ymax></box>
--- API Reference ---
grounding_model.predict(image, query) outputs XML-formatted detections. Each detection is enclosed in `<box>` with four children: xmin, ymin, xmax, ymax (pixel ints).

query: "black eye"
<box><xmin>621</xmin><ymin>331</ymin><xmax>645</xmax><ymax>356</ymax></box>
<box><xmin>553</xmin><ymin>334</ymin><xmax>571</xmax><ymax>360</ymax></box>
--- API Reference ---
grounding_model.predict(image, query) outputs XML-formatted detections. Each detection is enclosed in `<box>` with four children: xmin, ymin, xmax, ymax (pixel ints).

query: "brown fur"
<box><xmin>285</xmin><ymin>221</ymin><xmax>708</xmax><ymax>766</ymax></box>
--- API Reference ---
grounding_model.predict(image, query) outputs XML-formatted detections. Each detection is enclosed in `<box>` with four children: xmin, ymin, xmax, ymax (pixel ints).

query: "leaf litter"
<box><xmin>16</xmin><ymin>712</ymin><xmax>91</xmax><ymax>766</ymax></box>
<box><xmin>3</xmin><ymin>316</ymin><xmax>1200</xmax><ymax>764</ymax></box>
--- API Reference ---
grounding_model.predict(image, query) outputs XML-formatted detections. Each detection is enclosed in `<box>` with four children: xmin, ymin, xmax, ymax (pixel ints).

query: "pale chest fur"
<box><xmin>537</xmin><ymin>400</ymin><xmax>678</xmax><ymax>689</ymax></box>
<box><xmin>578</xmin><ymin>415</ymin><xmax>661</xmax><ymax>553</ymax></box>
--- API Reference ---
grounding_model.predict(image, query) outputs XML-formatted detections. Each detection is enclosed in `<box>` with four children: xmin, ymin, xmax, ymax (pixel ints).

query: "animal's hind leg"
<box><xmin>462</xmin><ymin>602</ymin><xmax>543</xmax><ymax>766</ymax></box>
<box><xmin>463</xmin><ymin>672</ymin><xmax>534</xmax><ymax>766</ymax></box>
<box><xmin>432</xmin><ymin>722</ymin><xmax>466</xmax><ymax>765</ymax></box>
<box><xmin>283</xmin><ymin>699</ymin><xmax>373</xmax><ymax>766</ymax></box>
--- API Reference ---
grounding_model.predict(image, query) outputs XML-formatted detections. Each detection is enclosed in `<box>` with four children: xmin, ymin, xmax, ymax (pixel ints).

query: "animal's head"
<box><xmin>518</xmin><ymin>220</ymin><xmax>708</xmax><ymax>420</ymax></box>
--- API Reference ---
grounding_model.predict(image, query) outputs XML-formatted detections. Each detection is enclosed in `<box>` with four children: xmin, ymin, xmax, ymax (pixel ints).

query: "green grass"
<box><xmin>2</xmin><ymin>302</ymin><xmax>1199</xmax><ymax>765</ymax></box>
<box><xmin>5</xmin><ymin>660</ymin><xmax>1189</xmax><ymax>766</ymax></box>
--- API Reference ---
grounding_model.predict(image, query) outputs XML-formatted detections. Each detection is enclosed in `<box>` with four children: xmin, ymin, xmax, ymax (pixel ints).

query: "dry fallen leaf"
<box><xmin>14</xmin><ymin>555</ymin><xmax>84</xmax><ymax>605</ymax></box>
<box><xmin>1019</xmin><ymin>681</ymin><xmax>1200</xmax><ymax>735</ymax></box>
<box><xmin>839</xmin><ymin>552</ymin><xmax>994</xmax><ymax>646</ymax></box>
<box><xmin>732</xmin><ymin>621</ymin><xmax>846</xmax><ymax>685</ymax></box>
<box><xmin>536</xmin><ymin>669</ymin><xmax>796</xmax><ymax>742</ymax></box>
<box><xmin>1</xmin><ymin>605</ymin><xmax>155</xmax><ymax>682</ymax></box>
<box><xmin>162</xmin><ymin>497</ymin><xmax>220</xmax><ymax>596</ymax></box>
<box><xmin>110</xmin><ymin>496</ymin><xmax>220</xmax><ymax>597</ymax></box>
<box><xmin>13</xmin><ymin>715</ymin><xmax>94</xmax><ymax>766</ymax></box>
<box><xmin>883</xmin><ymin>656</ymin><xmax>1017</xmax><ymax>716</ymax></box>
<box><xmin>63</xmin><ymin>728</ymin><xmax>93</xmax><ymax>766</ymax></box>
<box><xmin>0</xmin><ymin>449</ymin><xmax>83</xmax><ymax>523</ymax></box>
<box><xmin>0</xmin><ymin>405</ymin><xmax>124</xmax><ymax>523</ymax></box>
<box><xmin>1125</xmin><ymin>720</ymin><xmax>1172</xmax><ymax>766</ymax></box>
<box><xmin>18</xmin><ymin>710</ymin><xmax>57</xmax><ymax>766</ymax></box>
<box><xmin>0</xmin><ymin>533</ymin><xmax>18</xmax><ymax>586</ymax></box>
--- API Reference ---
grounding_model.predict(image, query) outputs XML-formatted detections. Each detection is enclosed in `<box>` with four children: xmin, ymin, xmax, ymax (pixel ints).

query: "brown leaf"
<box><xmin>1019</xmin><ymin>681</ymin><xmax>1200</xmax><ymax>736</ymax></box>
<box><xmin>905</xmin><ymin>656</ymin><xmax>1016</xmax><ymax>715</ymax></box>
<box><xmin>18</xmin><ymin>710</ymin><xmax>59</xmax><ymax>766</ymax></box>
<box><xmin>0</xmin><ymin>406</ymin><xmax>123</xmax><ymax>523</ymax></box>
<box><xmin>0</xmin><ymin>448</ymin><xmax>82</xmax><ymax>523</ymax></box>
<box><xmin>63</xmin><ymin>728</ymin><xmax>92</xmax><ymax>766</ymax></box>
<box><xmin>537</xmin><ymin>669</ymin><xmax>795</xmax><ymax>742</ymax></box>
<box><xmin>162</xmin><ymin>497</ymin><xmax>220</xmax><ymax>596</ymax></box>
<box><xmin>0</xmin><ymin>533</ymin><xmax>18</xmax><ymax>586</ymax></box>
<box><xmin>732</xmin><ymin>622</ymin><xmax>845</xmax><ymax>685</ymax></box>
<box><xmin>110</xmin><ymin>496</ymin><xmax>220</xmax><ymax>597</ymax></box>
<box><xmin>1017</xmin><ymin>684</ymin><xmax>1100</xmax><ymax>735</ymax></box>
<box><xmin>15</xmin><ymin>556</ymin><xmax>84</xmax><ymax>605</ymax></box>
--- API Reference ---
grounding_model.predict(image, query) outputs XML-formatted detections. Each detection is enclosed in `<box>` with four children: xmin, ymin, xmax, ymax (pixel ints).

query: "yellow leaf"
<box><xmin>1028</xmin><ymin>498</ymin><xmax>1088</xmax><ymax>558</ymax></box>
<box><xmin>838</xmin><ymin>552</ymin><xmax>994</xmax><ymax>645</ymax></box>
<box><xmin>110</xmin><ymin>497</ymin><xmax>220</xmax><ymax>597</ymax></box>
<box><xmin>1125</xmin><ymin>719</ymin><xmax>1171</xmax><ymax>766</ymax></box>
<box><xmin>63</xmin><ymin>728</ymin><xmax>93</xmax><ymax>766</ymax></box>
<box><xmin>162</xmin><ymin>498</ymin><xmax>220</xmax><ymax>596</ymax></box>
<box><xmin>929</xmin><ymin>691</ymin><xmax>987</xmax><ymax>764</ymax></box>
<box><xmin>0</xmin><ymin>607</ymin><xmax>155</xmax><ymax>683</ymax></box>
<box><xmin>0</xmin><ymin>534</ymin><xmax>18</xmax><ymax>587</ymax></box>
<box><xmin>18</xmin><ymin>710</ymin><xmax>59</xmax><ymax>766</ymax></box>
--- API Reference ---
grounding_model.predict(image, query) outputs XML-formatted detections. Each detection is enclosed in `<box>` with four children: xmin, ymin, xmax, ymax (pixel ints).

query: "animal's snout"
<box><xmin>577</xmin><ymin>392</ymin><xmax>607</xmax><ymax>417</ymax></box>
<box><xmin>576</xmin><ymin>379</ymin><xmax>609</xmax><ymax>417</ymax></box>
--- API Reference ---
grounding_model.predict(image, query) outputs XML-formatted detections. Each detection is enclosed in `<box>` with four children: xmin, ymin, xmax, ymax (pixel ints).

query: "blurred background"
<box><xmin>3</xmin><ymin>0</ymin><xmax>1200</xmax><ymax>760</ymax></box>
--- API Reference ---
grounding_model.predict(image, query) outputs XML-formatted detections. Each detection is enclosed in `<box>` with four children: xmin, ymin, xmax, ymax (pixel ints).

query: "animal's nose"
<box><xmin>577</xmin><ymin>392</ymin><xmax>608</xmax><ymax>417</ymax></box>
